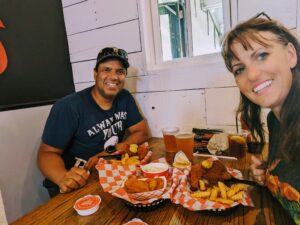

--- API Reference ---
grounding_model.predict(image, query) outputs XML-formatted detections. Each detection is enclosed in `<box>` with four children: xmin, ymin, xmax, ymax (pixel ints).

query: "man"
<box><xmin>38</xmin><ymin>47</ymin><xmax>148</xmax><ymax>197</ymax></box>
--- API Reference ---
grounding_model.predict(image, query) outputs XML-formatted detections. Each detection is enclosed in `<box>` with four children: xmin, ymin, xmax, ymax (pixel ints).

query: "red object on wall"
<box><xmin>0</xmin><ymin>19</ymin><xmax>8</xmax><ymax>75</ymax></box>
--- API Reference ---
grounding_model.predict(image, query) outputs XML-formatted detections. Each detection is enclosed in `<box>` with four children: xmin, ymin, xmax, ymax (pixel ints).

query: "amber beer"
<box><xmin>228</xmin><ymin>134</ymin><xmax>247</xmax><ymax>158</ymax></box>
<box><xmin>175</xmin><ymin>133</ymin><xmax>195</xmax><ymax>161</ymax></box>
<box><xmin>162</xmin><ymin>127</ymin><xmax>179</xmax><ymax>164</ymax></box>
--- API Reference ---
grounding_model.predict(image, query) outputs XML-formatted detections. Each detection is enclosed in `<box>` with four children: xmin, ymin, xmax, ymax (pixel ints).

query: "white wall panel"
<box><xmin>135</xmin><ymin>90</ymin><xmax>206</xmax><ymax>137</ymax></box>
<box><xmin>94</xmin><ymin>0</ymin><xmax>138</xmax><ymax>27</ymax></box>
<box><xmin>63</xmin><ymin>1</ymin><xmax>97</xmax><ymax>35</ymax></box>
<box><xmin>68</xmin><ymin>20</ymin><xmax>141</xmax><ymax>62</ymax></box>
<box><xmin>75</xmin><ymin>82</ymin><xmax>94</xmax><ymax>91</ymax></box>
<box><xmin>125</xmin><ymin>62</ymin><xmax>235</xmax><ymax>93</ymax></box>
<box><xmin>63</xmin><ymin>0</ymin><xmax>138</xmax><ymax>35</ymax></box>
<box><xmin>62</xmin><ymin>0</ymin><xmax>86</xmax><ymax>7</ymax></box>
<box><xmin>236</xmin><ymin>0</ymin><xmax>298</xmax><ymax>29</ymax></box>
<box><xmin>205</xmin><ymin>87</ymin><xmax>240</xmax><ymax>127</ymax></box>
<box><xmin>72</xmin><ymin>61</ymin><xmax>95</xmax><ymax>83</ymax></box>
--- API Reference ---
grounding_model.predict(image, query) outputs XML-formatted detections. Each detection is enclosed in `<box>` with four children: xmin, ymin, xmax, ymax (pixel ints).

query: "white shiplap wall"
<box><xmin>61</xmin><ymin>0</ymin><xmax>240</xmax><ymax>137</ymax></box>
<box><xmin>61</xmin><ymin>0</ymin><xmax>297</xmax><ymax>137</ymax></box>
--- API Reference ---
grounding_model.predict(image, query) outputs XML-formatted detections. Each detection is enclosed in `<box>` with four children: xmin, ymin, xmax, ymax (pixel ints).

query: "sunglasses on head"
<box><xmin>250</xmin><ymin>11</ymin><xmax>271</xmax><ymax>21</ymax></box>
<box><xmin>97</xmin><ymin>47</ymin><xmax>128</xmax><ymax>60</ymax></box>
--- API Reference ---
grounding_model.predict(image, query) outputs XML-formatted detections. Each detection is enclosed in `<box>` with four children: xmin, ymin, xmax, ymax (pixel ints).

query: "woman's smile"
<box><xmin>253</xmin><ymin>79</ymin><xmax>273</xmax><ymax>94</ymax></box>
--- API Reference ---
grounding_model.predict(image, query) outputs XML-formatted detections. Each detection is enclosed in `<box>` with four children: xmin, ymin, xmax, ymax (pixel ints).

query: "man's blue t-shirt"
<box><xmin>42</xmin><ymin>87</ymin><xmax>143</xmax><ymax>162</ymax></box>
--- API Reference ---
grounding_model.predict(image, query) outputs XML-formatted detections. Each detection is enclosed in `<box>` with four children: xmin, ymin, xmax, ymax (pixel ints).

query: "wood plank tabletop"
<box><xmin>11</xmin><ymin>138</ymin><xmax>295</xmax><ymax>225</ymax></box>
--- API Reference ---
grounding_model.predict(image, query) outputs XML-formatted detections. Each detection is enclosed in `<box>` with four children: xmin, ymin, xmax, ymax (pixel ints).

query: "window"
<box><xmin>149</xmin><ymin>0</ymin><xmax>225</xmax><ymax>63</ymax></box>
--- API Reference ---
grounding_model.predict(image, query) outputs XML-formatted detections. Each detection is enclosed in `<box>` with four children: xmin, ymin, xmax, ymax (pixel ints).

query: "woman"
<box><xmin>222</xmin><ymin>13</ymin><xmax>300</xmax><ymax>224</ymax></box>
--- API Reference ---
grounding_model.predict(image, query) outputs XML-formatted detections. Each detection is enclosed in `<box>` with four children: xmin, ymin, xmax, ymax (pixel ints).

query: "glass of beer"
<box><xmin>162</xmin><ymin>127</ymin><xmax>179</xmax><ymax>164</ymax></box>
<box><xmin>228</xmin><ymin>131</ymin><xmax>247</xmax><ymax>158</ymax></box>
<box><xmin>175</xmin><ymin>132</ymin><xmax>195</xmax><ymax>161</ymax></box>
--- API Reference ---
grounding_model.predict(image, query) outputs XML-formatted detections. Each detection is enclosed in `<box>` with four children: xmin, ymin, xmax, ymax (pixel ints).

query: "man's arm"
<box><xmin>84</xmin><ymin>120</ymin><xmax>149</xmax><ymax>169</ymax></box>
<box><xmin>37</xmin><ymin>143</ymin><xmax>89</xmax><ymax>193</ymax></box>
<box><xmin>123</xmin><ymin>120</ymin><xmax>149</xmax><ymax>144</ymax></box>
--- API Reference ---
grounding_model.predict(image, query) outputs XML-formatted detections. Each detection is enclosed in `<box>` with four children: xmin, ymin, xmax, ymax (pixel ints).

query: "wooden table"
<box><xmin>11</xmin><ymin>138</ymin><xmax>295</xmax><ymax>225</ymax></box>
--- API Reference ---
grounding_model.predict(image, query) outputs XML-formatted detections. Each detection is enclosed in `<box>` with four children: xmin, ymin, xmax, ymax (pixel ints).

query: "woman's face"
<box><xmin>230</xmin><ymin>31</ymin><xmax>297</xmax><ymax>116</ymax></box>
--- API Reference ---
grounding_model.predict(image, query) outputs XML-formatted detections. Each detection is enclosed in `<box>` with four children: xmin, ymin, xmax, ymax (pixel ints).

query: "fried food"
<box><xmin>216</xmin><ymin>198</ymin><xmax>234</xmax><ymax>205</ymax></box>
<box><xmin>191</xmin><ymin>189</ymin><xmax>211</xmax><ymax>198</ymax></box>
<box><xmin>227</xmin><ymin>183</ymin><xmax>248</xmax><ymax>198</ymax></box>
<box><xmin>190</xmin><ymin>181</ymin><xmax>248</xmax><ymax>206</ymax></box>
<box><xmin>231</xmin><ymin>191</ymin><xmax>245</xmax><ymax>201</ymax></box>
<box><xmin>121</xmin><ymin>153</ymin><xmax>130</xmax><ymax>165</ymax></box>
<box><xmin>156</xmin><ymin>177</ymin><xmax>165</xmax><ymax>190</ymax></box>
<box><xmin>137</xmin><ymin>144</ymin><xmax>150</xmax><ymax>160</ymax></box>
<box><xmin>125</xmin><ymin>177</ymin><xmax>149</xmax><ymax>193</ymax></box>
<box><xmin>218</xmin><ymin>181</ymin><xmax>227</xmax><ymax>199</ymax></box>
<box><xmin>202</xmin><ymin>160</ymin><xmax>232</xmax><ymax>183</ymax></box>
<box><xmin>199</xmin><ymin>179</ymin><xmax>206</xmax><ymax>191</ymax></box>
<box><xmin>110</xmin><ymin>154</ymin><xmax>140</xmax><ymax>165</ymax></box>
<box><xmin>189</xmin><ymin>159</ymin><xmax>248</xmax><ymax>206</ymax></box>
<box><xmin>110</xmin><ymin>159</ymin><xmax>122</xmax><ymax>165</ymax></box>
<box><xmin>146</xmin><ymin>178</ymin><xmax>158</xmax><ymax>191</ymax></box>
<box><xmin>209</xmin><ymin>187</ymin><xmax>219</xmax><ymax>201</ymax></box>
<box><xmin>121</xmin><ymin>143</ymin><xmax>150</xmax><ymax>160</ymax></box>
<box><xmin>124</xmin><ymin>177</ymin><xmax>165</xmax><ymax>193</ymax></box>
<box><xmin>126</xmin><ymin>156</ymin><xmax>140</xmax><ymax>165</ymax></box>
<box><xmin>190</xmin><ymin>164</ymin><xmax>204</xmax><ymax>191</ymax></box>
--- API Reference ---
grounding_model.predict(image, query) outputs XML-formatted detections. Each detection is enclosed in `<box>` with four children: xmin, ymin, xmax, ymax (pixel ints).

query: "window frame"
<box><xmin>138</xmin><ymin>0</ymin><xmax>231</xmax><ymax>72</ymax></box>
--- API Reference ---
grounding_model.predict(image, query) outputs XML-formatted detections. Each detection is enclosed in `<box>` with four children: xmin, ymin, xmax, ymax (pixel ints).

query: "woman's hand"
<box><xmin>250</xmin><ymin>155</ymin><xmax>267</xmax><ymax>186</ymax></box>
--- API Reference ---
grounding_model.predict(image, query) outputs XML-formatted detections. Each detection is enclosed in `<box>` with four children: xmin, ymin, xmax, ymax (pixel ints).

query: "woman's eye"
<box><xmin>233</xmin><ymin>67</ymin><xmax>244</xmax><ymax>76</ymax></box>
<box><xmin>258</xmin><ymin>52</ymin><xmax>269</xmax><ymax>61</ymax></box>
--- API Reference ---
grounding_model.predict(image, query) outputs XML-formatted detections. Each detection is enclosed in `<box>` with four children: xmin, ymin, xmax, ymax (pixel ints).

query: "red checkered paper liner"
<box><xmin>96</xmin><ymin>150</ymin><xmax>152</xmax><ymax>192</ymax></box>
<box><xmin>171</xmin><ymin>165</ymin><xmax>254</xmax><ymax>211</ymax></box>
<box><xmin>96</xmin><ymin>157</ymin><xmax>181</xmax><ymax>205</ymax></box>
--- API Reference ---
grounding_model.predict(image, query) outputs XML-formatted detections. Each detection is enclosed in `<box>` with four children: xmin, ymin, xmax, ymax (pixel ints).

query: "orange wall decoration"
<box><xmin>0</xmin><ymin>19</ymin><xmax>8</xmax><ymax>75</ymax></box>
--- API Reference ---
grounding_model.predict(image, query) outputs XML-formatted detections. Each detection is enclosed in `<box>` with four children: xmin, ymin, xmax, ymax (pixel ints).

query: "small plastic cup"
<box><xmin>74</xmin><ymin>195</ymin><xmax>101</xmax><ymax>216</ymax></box>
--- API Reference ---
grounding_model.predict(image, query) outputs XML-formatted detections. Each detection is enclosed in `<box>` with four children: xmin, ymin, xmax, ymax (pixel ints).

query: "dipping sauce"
<box><xmin>74</xmin><ymin>195</ymin><xmax>101</xmax><ymax>216</ymax></box>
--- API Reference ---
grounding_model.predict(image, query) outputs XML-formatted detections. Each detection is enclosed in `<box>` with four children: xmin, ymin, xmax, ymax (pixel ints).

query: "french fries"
<box><xmin>199</xmin><ymin>179</ymin><xmax>206</xmax><ymax>191</ymax></box>
<box><xmin>190</xmin><ymin>181</ymin><xmax>248</xmax><ymax>205</ymax></box>
<box><xmin>110</xmin><ymin>153</ymin><xmax>141</xmax><ymax>165</ymax></box>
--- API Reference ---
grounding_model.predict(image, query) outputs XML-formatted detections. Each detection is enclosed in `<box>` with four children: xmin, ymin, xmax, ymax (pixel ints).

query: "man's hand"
<box><xmin>58</xmin><ymin>167</ymin><xmax>90</xmax><ymax>193</ymax></box>
<box><xmin>84</xmin><ymin>154</ymin><xmax>101</xmax><ymax>171</ymax></box>
<box><xmin>250</xmin><ymin>155</ymin><xmax>267</xmax><ymax>186</ymax></box>
<box><xmin>115</xmin><ymin>143</ymin><xmax>129</xmax><ymax>152</ymax></box>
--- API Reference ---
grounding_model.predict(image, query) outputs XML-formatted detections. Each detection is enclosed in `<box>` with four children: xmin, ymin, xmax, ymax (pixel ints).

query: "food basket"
<box><xmin>123</xmin><ymin>198</ymin><xmax>168</xmax><ymax>211</ymax></box>
<box><xmin>96</xmin><ymin>157</ymin><xmax>181</xmax><ymax>210</ymax></box>
<box><xmin>170</xmin><ymin>164</ymin><xmax>254</xmax><ymax>211</ymax></box>
<box><xmin>122</xmin><ymin>176</ymin><xmax>167</xmax><ymax>201</ymax></box>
